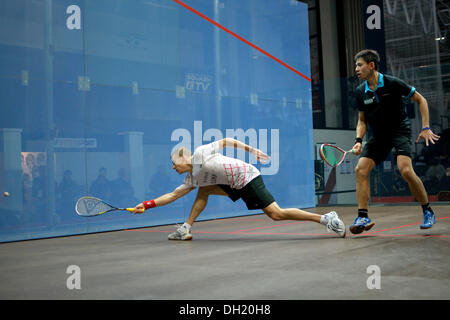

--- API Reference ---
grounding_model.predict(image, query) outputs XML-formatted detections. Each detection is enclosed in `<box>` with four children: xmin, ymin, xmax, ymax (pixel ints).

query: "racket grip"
<box><xmin>127</xmin><ymin>208</ymin><xmax>144</xmax><ymax>214</ymax></box>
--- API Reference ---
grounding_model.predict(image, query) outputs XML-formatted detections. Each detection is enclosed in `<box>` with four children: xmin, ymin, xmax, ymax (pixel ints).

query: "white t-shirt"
<box><xmin>176</xmin><ymin>141</ymin><xmax>260</xmax><ymax>190</ymax></box>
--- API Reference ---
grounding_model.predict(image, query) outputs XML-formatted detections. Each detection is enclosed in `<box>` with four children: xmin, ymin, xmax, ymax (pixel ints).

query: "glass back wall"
<box><xmin>0</xmin><ymin>0</ymin><xmax>313</xmax><ymax>242</ymax></box>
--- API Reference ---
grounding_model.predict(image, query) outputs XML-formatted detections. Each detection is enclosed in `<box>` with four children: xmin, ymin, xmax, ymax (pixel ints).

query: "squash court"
<box><xmin>0</xmin><ymin>204</ymin><xmax>448</xmax><ymax>300</ymax></box>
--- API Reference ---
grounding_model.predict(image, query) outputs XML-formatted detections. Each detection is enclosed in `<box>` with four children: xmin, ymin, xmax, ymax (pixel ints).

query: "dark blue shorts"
<box><xmin>218</xmin><ymin>175</ymin><xmax>275</xmax><ymax>210</ymax></box>
<box><xmin>361</xmin><ymin>129</ymin><xmax>412</xmax><ymax>165</ymax></box>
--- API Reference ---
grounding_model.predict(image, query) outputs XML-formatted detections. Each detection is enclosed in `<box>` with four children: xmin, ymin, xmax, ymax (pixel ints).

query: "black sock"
<box><xmin>358</xmin><ymin>209</ymin><xmax>368</xmax><ymax>218</ymax></box>
<box><xmin>421</xmin><ymin>203</ymin><xmax>432</xmax><ymax>213</ymax></box>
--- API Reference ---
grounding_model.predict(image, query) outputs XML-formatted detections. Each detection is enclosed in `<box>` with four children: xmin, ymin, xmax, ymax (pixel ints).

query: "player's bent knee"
<box><xmin>355</xmin><ymin>165</ymin><xmax>370</xmax><ymax>178</ymax></box>
<box><xmin>399</xmin><ymin>166</ymin><xmax>413</xmax><ymax>178</ymax></box>
<box><xmin>399</xmin><ymin>168</ymin><xmax>409</xmax><ymax>178</ymax></box>
<box><xmin>355</xmin><ymin>158</ymin><xmax>375</xmax><ymax>178</ymax></box>
<box><xmin>268</xmin><ymin>213</ymin><xmax>283</xmax><ymax>221</ymax></box>
<box><xmin>263</xmin><ymin>207</ymin><xmax>284</xmax><ymax>221</ymax></box>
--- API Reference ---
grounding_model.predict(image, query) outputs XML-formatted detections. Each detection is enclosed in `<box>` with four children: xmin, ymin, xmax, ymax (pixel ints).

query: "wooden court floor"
<box><xmin>0</xmin><ymin>204</ymin><xmax>449</xmax><ymax>300</ymax></box>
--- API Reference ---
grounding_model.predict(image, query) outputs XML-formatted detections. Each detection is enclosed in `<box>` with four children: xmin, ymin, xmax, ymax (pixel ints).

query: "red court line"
<box><xmin>190</xmin><ymin>221</ymin><xmax>308</xmax><ymax>234</ymax></box>
<box><xmin>238</xmin><ymin>231</ymin><xmax>332</xmax><ymax>236</ymax></box>
<box><xmin>125</xmin><ymin>229</ymin><xmax>252</xmax><ymax>234</ymax></box>
<box><xmin>361</xmin><ymin>215</ymin><xmax>450</xmax><ymax>236</ymax></box>
<box><xmin>215</xmin><ymin>217</ymin><xmax>268</xmax><ymax>222</ymax></box>
<box><xmin>125</xmin><ymin>229</ymin><xmax>449</xmax><ymax>239</ymax></box>
<box><xmin>126</xmin><ymin>220</ymin><xmax>307</xmax><ymax>234</ymax></box>
<box><xmin>233</xmin><ymin>221</ymin><xmax>307</xmax><ymax>232</ymax></box>
<box><xmin>125</xmin><ymin>222</ymin><xmax>307</xmax><ymax>235</ymax></box>
<box><xmin>208</xmin><ymin>216</ymin><xmax>269</xmax><ymax>223</ymax></box>
<box><xmin>126</xmin><ymin>229</ymin><xmax>170</xmax><ymax>233</ymax></box>
<box><xmin>126</xmin><ymin>228</ymin><xmax>332</xmax><ymax>236</ymax></box>
<box><xmin>235</xmin><ymin>232</ymin><xmax>449</xmax><ymax>238</ymax></box>
<box><xmin>362</xmin><ymin>221</ymin><xmax>421</xmax><ymax>236</ymax></box>
<box><xmin>365</xmin><ymin>234</ymin><xmax>450</xmax><ymax>239</ymax></box>
<box><xmin>126</xmin><ymin>215</ymin><xmax>450</xmax><ymax>238</ymax></box>
<box><xmin>173</xmin><ymin>0</ymin><xmax>311</xmax><ymax>82</ymax></box>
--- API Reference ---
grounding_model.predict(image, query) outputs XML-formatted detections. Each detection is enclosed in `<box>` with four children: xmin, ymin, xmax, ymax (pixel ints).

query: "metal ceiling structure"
<box><xmin>383</xmin><ymin>0</ymin><xmax>449</xmax><ymax>130</ymax></box>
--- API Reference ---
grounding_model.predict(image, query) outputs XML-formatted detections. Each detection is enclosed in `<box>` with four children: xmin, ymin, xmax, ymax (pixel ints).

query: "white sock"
<box><xmin>320</xmin><ymin>215</ymin><xmax>328</xmax><ymax>226</ymax></box>
<box><xmin>182</xmin><ymin>222</ymin><xmax>191</xmax><ymax>230</ymax></box>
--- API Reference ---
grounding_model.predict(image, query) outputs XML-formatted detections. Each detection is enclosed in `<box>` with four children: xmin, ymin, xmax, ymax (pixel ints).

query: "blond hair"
<box><xmin>171</xmin><ymin>147</ymin><xmax>192</xmax><ymax>160</ymax></box>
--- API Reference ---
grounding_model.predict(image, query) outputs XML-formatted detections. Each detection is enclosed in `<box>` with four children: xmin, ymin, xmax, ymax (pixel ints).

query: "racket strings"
<box><xmin>321</xmin><ymin>146</ymin><xmax>345</xmax><ymax>166</ymax></box>
<box><xmin>76</xmin><ymin>197</ymin><xmax>112</xmax><ymax>216</ymax></box>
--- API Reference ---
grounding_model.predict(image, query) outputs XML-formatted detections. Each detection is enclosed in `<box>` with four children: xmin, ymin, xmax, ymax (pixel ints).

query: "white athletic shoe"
<box><xmin>168</xmin><ymin>225</ymin><xmax>193</xmax><ymax>241</ymax></box>
<box><xmin>324</xmin><ymin>211</ymin><xmax>346</xmax><ymax>238</ymax></box>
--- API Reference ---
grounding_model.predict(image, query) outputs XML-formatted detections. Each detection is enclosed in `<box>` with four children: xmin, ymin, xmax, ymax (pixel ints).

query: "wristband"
<box><xmin>421</xmin><ymin>127</ymin><xmax>430</xmax><ymax>131</ymax></box>
<box><xmin>354</xmin><ymin>137</ymin><xmax>363</xmax><ymax>144</ymax></box>
<box><xmin>142</xmin><ymin>199</ymin><xmax>156</xmax><ymax>209</ymax></box>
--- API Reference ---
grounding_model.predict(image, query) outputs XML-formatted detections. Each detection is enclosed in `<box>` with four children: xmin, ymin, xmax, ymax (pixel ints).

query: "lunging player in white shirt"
<box><xmin>133</xmin><ymin>138</ymin><xmax>345</xmax><ymax>240</ymax></box>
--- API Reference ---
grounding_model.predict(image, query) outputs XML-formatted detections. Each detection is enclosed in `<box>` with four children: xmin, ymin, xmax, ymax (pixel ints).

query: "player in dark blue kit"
<box><xmin>350</xmin><ymin>49</ymin><xmax>440</xmax><ymax>234</ymax></box>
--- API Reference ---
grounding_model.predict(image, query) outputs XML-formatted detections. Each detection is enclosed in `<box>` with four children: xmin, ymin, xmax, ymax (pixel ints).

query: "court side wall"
<box><xmin>0</xmin><ymin>1</ymin><xmax>314</xmax><ymax>242</ymax></box>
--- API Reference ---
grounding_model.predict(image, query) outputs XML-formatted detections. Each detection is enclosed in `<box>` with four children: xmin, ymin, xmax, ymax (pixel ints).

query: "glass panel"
<box><xmin>0</xmin><ymin>0</ymin><xmax>313</xmax><ymax>242</ymax></box>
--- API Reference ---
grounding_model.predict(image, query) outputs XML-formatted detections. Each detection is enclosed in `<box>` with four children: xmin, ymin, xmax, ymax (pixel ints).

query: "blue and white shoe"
<box><xmin>420</xmin><ymin>210</ymin><xmax>436</xmax><ymax>229</ymax></box>
<box><xmin>349</xmin><ymin>216</ymin><xmax>375</xmax><ymax>234</ymax></box>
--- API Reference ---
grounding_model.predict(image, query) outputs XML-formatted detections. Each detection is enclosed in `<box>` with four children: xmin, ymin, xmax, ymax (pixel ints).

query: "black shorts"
<box><xmin>361</xmin><ymin>129</ymin><xmax>412</xmax><ymax>165</ymax></box>
<box><xmin>218</xmin><ymin>175</ymin><xmax>275</xmax><ymax>210</ymax></box>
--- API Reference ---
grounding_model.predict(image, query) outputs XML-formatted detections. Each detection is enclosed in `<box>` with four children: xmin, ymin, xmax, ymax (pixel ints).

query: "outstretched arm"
<box><xmin>411</xmin><ymin>91</ymin><xmax>440</xmax><ymax>146</ymax></box>
<box><xmin>218</xmin><ymin>138</ymin><xmax>270</xmax><ymax>163</ymax></box>
<box><xmin>133</xmin><ymin>185</ymin><xmax>195</xmax><ymax>213</ymax></box>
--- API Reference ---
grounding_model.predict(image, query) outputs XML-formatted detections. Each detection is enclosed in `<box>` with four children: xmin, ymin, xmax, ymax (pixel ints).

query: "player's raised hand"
<box><xmin>416</xmin><ymin>128</ymin><xmax>440</xmax><ymax>147</ymax></box>
<box><xmin>250</xmin><ymin>147</ymin><xmax>270</xmax><ymax>164</ymax></box>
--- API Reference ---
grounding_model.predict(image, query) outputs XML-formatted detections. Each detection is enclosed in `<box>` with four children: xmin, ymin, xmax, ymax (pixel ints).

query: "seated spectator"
<box><xmin>57</xmin><ymin>170</ymin><xmax>81</xmax><ymax>220</ymax></box>
<box><xmin>110</xmin><ymin>168</ymin><xmax>138</xmax><ymax>208</ymax></box>
<box><xmin>89</xmin><ymin>167</ymin><xmax>112</xmax><ymax>201</ymax></box>
<box><xmin>425</xmin><ymin>158</ymin><xmax>446</xmax><ymax>194</ymax></box>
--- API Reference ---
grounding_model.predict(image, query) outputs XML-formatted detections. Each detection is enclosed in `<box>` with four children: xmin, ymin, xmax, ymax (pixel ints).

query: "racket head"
<box><xmin>75</xmin><ymin>196</ymin><xmax>116</xmax><ymax>217</ymax></box>
<box><xmin>319</xmin><ymin>144</ymin><xmax>346</xmax><ymax>167</ymax></box>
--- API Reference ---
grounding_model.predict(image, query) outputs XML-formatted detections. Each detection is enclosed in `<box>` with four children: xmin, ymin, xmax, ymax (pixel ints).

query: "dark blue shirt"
<box><xmin>353</xmin><ymin>73</ymin><xmax>415</xmax><ymax>136</ymax></box>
